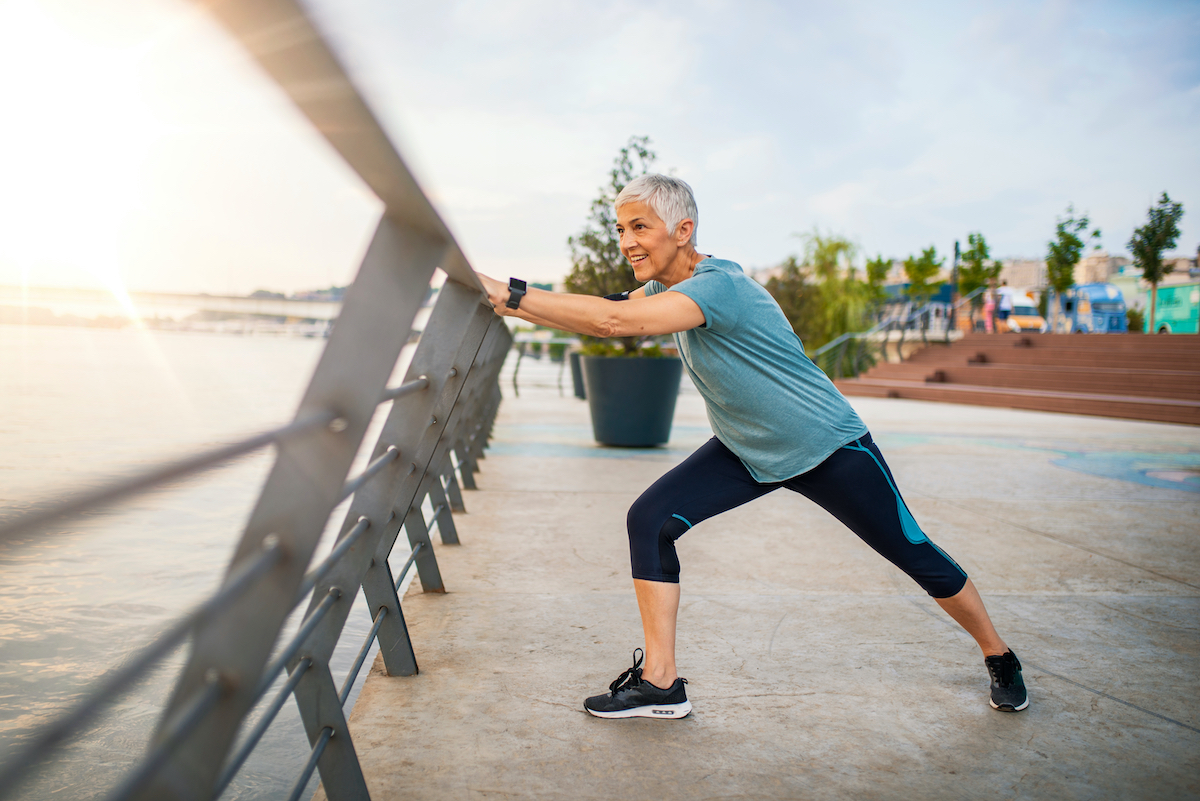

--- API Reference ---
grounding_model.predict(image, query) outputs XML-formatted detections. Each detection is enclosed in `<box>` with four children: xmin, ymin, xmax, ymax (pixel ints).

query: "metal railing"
<box><xmin>0</xmin><ymin>2</ymin><xmax>511</xmax><ymax>799</ymax></box>
<box><xmin>810</xmin><ymin>288</ymin><xmax>986</xmax><ymax>378</ymax></box>
<box><xmin>508</xmin><ymin>333</ymin><xmax>581</xmax><ymax>395</ymax></box>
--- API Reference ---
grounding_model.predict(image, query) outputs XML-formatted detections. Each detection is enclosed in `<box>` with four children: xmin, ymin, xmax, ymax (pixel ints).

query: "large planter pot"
<box><xmin>581</xmin><ymin>356</ymin><xmax>683</xmax><ymax>446</ymax></box>
<box><xmin>569</xmin><ymin>351</ymin><xmax>587</xmax><ymax>399</ymax></box>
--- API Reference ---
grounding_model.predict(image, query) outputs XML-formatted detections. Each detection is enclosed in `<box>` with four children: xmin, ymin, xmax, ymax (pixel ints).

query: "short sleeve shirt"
<box><xmin>645</xmin><ymin>258</ymin><xmax>868</xmax><ymax>482</ymax></box>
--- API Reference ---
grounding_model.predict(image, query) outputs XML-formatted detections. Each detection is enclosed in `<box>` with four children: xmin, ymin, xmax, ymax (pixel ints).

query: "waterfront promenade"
<box><xmin>340</xmin><ymin>378</ymin><xmax>1200</xmax><ymax>800</ymax></box>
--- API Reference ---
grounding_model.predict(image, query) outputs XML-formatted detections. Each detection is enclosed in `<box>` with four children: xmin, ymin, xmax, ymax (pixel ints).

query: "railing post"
<box><xmin>403</xmin><ymin>502</ymin><xmax>444</xmax><ymax>593</ymax></box>
<box><xmin>289</xmin><ymin>659</ymin><xmax>370</xmax><ymax>801</ymax></box>
<box><xmin>453</xmin><ymin>441</ymin><xmax>478</xmax><ymax>490</ymax></box>
<box><xmin>360</xmin><ymin>541</ymin><xmax>418</xmax><ymax>677</ymax></box>
<box><xmin>424</xmin><ymin>472</ymin><xmax>459</xmax><ymax>545</ymax></box>
<box><xmin>443</xmin><ymin>468</ymin><xmax>466</xmax><ymax>513</ymax></box>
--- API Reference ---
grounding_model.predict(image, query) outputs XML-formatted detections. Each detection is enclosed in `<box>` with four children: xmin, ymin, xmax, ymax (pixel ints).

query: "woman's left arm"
<box><xmin>479</xmin><ymin>274</ymin><xmax>705</xmax><ymax>337</ymax></box>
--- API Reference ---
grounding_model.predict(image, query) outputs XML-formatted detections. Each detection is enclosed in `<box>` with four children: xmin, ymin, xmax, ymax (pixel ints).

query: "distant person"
<box><xmin>479</xmin><ymin>174</ymin><xmax>1029</xmax><ymax>720</ymax></box>
<box><xmin>997</xmin><ymin>280</ymin><xmax>1016</xmax><ymax>325</ymax></box>
<box><xmin>983</xmin><ymin>289</ymin><xmax>996</xmax><ymax>333</ymax></box>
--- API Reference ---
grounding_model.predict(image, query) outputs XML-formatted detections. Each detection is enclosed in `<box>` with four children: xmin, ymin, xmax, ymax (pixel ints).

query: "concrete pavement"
<box><xmin>337</xmin><ymin>376</ymin><xmax>1200</xmax><ymax>800</ymax></box>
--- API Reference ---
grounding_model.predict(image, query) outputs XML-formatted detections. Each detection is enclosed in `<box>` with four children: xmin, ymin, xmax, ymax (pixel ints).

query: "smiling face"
<box><xmin>616</xmin><ymin>201</ymin><xmax>695</xmax><ymax>285</ymax></box>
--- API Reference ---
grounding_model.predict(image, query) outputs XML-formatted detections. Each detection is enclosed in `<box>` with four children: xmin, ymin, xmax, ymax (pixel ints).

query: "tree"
<box><xmin>865</xmin><ymin>254</ymin><xmax>891</xmax><ymax>304</ymax></box>
<box><xmin>903</xmin><ymin>246</ymin><xmax>945</xmax><ymax>306</ymax></box>
<box><xmin>764</xmin><ymin>231</ymin><xmax>874</xmax><ymax>351</ymax></box>
<box><xmin>1045</xmin><ymin>205</ymin><xmax>1100</xmax><ymax>332</ymax></box>
<box><xmin>764</xmin><ymin>255</ymin><xmax>811</xmax><ymax>340</ymax></box>
<box><xmin>957</xmin><ymin>233</ymin><xmax>1002</xmax><ymax>327</ymax></box>
<box><xmin>564</xmin><ymin>135</ymin><xmax>656</xmax><ymax>354</ymax></box>
<box><xmin>1128</xmin><ymin>192</ymin><xmax>1185</xmax><ymax>333</ymax></box>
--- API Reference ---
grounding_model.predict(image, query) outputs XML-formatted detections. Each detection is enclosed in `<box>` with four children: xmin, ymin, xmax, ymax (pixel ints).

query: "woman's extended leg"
<box><xmin>785</xmin><ymin>433</ymin><xmax>1005</xmax><ymax>646</ymax></box>
<box><xmin>785</xmin><ymin>433</ymin><xmax>1028</xmax><ymax>710</ymax></box>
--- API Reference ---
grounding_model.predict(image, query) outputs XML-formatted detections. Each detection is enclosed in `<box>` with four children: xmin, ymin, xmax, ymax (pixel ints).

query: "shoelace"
<box><xmin>986</xmin><ymin>652</ymin><xmax>1020</xmax><ymax>687</ymax></box>
<box><xmin>608</xmin><ymin>648</ymin><xmax>645</xmax><ymax>695</ymax></box>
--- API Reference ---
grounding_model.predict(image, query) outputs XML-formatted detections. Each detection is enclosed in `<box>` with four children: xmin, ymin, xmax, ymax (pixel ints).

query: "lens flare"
<box><xmin>0</xmin><ymin>0</ymin><xmax>162</xmax><ymax>322</ymax></box>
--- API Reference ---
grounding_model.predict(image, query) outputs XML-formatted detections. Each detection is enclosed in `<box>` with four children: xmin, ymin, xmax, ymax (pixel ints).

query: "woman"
<box><xmin>479</xmin><ymin>174</ymin><xmax>1027</xmax><ymax>719</ymax></box>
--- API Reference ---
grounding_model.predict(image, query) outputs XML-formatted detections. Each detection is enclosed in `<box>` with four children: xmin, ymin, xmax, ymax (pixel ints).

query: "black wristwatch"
<box><xmin>506</xmin><ymin>277</ymin><xmax>527</xmax><ymax>309</ymax></box>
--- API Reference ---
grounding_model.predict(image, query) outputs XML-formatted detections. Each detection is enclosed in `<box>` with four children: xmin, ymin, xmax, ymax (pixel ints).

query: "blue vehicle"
<box><xmin>1077</xmin><ymin>282</ymin><xmax>1128</xmax><ymax>333</ymax></box>
<box><xmin>1049</xmin><ymin>287</ymin><xmax>1093</xmax><ymax>333</ymax></box>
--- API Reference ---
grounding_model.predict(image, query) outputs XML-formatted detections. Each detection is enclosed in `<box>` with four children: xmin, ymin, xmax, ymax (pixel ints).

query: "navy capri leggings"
<box><xmin>626</xmin><ymin>433</ymin><xmax>968</xmax><ymax>598</ymax></box>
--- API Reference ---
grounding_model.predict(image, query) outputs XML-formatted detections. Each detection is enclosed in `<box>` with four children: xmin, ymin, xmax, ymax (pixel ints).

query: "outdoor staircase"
<box><xmin>835</xmin><ymin>333</ymin><xmax>1200</xmax><ymax>426</ymax></box>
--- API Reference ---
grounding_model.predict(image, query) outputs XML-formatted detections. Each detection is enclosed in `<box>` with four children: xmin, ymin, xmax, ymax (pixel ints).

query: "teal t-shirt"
<box><xmin>646</xmin><ymin>258</ymin><xmax>868</xmax><ymax>482</ymax></box>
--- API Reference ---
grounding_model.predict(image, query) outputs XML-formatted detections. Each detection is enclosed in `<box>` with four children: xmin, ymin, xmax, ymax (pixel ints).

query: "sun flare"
<box><xmin>0</xmin><ymin>0</ymin><xmax>163</xmax><ymax>321</ymax></box>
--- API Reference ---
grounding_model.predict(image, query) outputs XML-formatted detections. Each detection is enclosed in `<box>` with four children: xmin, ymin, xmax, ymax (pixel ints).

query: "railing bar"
<box><xmin>102</xmin><ymin>677</ymin><xmax>223</xmax><ymax>801</ymax></box>
<box><xmin>0</xmin><ymin>542</ymin><xmax>281</xmax><ymax>792</ymax></box>
<box><xmin>293</xmin><ymin>517</ymin><xmax>373</xmax><ymax>604</ymax></box>
<box><xmin>379</xmin><ymin>375</ymin><xmax>429</xmax><ymax>402</ymax></box>
<box><xmin>255</xmin><ymin>588</ymin><xmax>342</xmax><ymax>699</ymax></box>
<box><xmin>285</xmin><ymin>727</ymin><xmax>334</xmax><ymax>801</ymax></box>
<box><xmin>0</xmin><ymin>409</ymin><xmax>337</xmax><ymax>546</ymax></box>
<box><xmin>337</xmin><ymin>447</ymin><xmax>399</xmax><ymax>503</ymax></box>
<box><xmin>338</xmin><ymin>606</ymin><xmax>388</xmax><ymax>706</ymax></box>
<box><xmin>213</xmin><ymin>657</ymin><xmax>313</xmax><ymax>798</ymax></box>
<box><xmin>393</xmin><ymin>541</ymin><xmax>425</xmax><ymax>591</ymax></box>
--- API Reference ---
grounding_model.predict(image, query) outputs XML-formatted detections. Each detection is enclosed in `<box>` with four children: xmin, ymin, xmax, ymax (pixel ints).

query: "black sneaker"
<box><xmin>985</xmin><ymin>650</ymin><xmax>1029</xmax><ymax>712</ymax></box>
<box><xmin>584</xmin><ymin>649</ymin><xmax>692</xmax><ymax>719</ymax></box>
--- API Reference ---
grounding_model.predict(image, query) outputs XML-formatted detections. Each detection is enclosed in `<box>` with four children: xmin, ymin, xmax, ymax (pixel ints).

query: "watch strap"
<box><xmin>506</xmin><ymin>278</ymin><xmax>527</xmax><ymax>309</ymax></box>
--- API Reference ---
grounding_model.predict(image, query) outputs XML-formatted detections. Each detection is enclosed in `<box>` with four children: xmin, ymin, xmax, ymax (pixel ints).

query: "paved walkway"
<box><xmin>340</xmin><ymin>380</ymin><xmax>1200</xmax><ymax>800</ymax></box>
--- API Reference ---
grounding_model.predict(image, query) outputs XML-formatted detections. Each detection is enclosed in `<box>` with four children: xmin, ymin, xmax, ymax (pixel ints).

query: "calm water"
<box><xmin>0</xmin><ymin>324</ymin><xmax>408</xmax><ymax>799</ymax></box>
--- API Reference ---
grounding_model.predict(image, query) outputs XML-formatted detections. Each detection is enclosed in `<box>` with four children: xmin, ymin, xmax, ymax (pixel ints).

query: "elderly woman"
<box><xmin>479</xmin><ymin>174</ymin><xmax>1027</xmax><ymax>719</ymax></box>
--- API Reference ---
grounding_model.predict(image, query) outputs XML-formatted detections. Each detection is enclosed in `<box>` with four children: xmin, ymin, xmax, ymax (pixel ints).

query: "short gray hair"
<box><xmin>615</xmin><ymin>174</ymin><xmax>698</xmax><ymax>246</ymax></box>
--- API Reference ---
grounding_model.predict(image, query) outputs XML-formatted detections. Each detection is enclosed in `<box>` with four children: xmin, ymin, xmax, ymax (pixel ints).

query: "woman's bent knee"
<box><xmin>626</xmin><ymin>501</ymin><xmax>689</xmax><ymax>582</ymax></box>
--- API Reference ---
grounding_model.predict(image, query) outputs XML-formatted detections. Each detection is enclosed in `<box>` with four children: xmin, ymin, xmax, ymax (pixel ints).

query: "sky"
<box><xmin>0</xmin><ymin>0</ymin><xmax>1196</xmax><ymax>295</ymax></box>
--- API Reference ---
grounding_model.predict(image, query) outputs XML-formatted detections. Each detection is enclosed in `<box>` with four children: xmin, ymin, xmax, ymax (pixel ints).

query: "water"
<box><xmin>0</xmin><ymin>324</ymin><xmax>409</xmax><ymax>799</ymax></box>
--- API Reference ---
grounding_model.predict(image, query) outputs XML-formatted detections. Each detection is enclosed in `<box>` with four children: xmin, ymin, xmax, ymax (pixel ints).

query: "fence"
<box><xmin>0</xmin><ymin>2</ymin><xmax>510</xmax><ymax>799</ymax></box>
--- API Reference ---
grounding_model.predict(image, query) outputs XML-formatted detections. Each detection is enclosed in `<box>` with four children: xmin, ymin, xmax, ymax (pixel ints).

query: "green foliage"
<box><xmin>564</xmin><ymin>136</ymin><xmax>656</xmax><ymax>355</ymax></box>
<box><xmin>903</xmin><ymin>246</ymin><xmax>945</xmax><ymax>304</ymax></box>
<box><xmin>764</xmin><ymin>255</ymin><xmax>811</xmax><ymax>340</ymax></box>
<box><xmin>1128</xmin><ymin>192</ymin><xmax>1185</xmax><ymax>331</ymax></box>
<box><xmin>1125</xmin><ymin>306</ymin><xmax>1145</xmax><ymax>333</ymax></box>
<box><xmin>957</xmin><ymin>232</ymin><xmax>1001</xmax><ymax>308</ymax></box>
<box><xmin>580</xmin><ymin>340</ymin><xmax>664</xmax><ymax>358</ymax></box>
<box><xmin>1046</xmin><ymin>205</ymin><xmax>1100</xmax><ymax>295</ymax></box>
<box><xmin>865</xmin><ymin>254</ymin><xmax>891</xmax><ymax>303</ymax></box>
<box><xmin>764</xmin><ymin>232</ymin><xmax>876</xmax><ymax>351</ymax></box>
<box><xmin>1046</xmin><ymin>205</ymin><xmax>1101</xmax><ymax>331</ymax></box>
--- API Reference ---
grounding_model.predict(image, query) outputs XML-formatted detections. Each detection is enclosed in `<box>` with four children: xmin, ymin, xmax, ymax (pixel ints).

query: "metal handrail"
<box><xmin>0</xmin><ymin>1</ymin><xmax>515</xmax><ymax>798</ymax></box>
<box><xmin>0</xmin><ymin>539</ymin><xmax>283</xmax><ymax>792</ymax></box>
<box><xmin>0</xmin><ymin>410</ymin><xmax>336</xmax><ymax>546</ymax></box>
<box><xmin>809</xmin><ymin>289</ymin><xmax>981</xmax><ymax>378</ymax></box>
<box><xmin>213</xmin><ymin>658</ymin><xmax>312</xmax><ymax>797</ymax></box>
<box><xmin>288</xmin><ymin>727</ymin><xmax>335</xmax><ymax>801</ymax></box>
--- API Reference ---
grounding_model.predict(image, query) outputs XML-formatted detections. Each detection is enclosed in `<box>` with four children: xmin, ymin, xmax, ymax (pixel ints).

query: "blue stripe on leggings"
<box><xmin>843</xmin><ymin>441</ymin><xmax>928</xmax><ymax>546</ymax></box>
<box><xmin>671</xmin><ymin>513</ymin><xmax>693</xmax><ymax>528</ymax></box>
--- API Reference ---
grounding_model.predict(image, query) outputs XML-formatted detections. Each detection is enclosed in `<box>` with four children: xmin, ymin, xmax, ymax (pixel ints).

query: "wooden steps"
<box><xmin>835</xmin><ymin>333</ymin><xmax>1200</xmax><ymax>425</ymax></box>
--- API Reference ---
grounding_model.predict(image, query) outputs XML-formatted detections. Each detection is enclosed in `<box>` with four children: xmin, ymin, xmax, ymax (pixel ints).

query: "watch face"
<box><xmin>510</xmin><ymin>278</ymin><xmax>527</xmax><ymax>291</ymax></box>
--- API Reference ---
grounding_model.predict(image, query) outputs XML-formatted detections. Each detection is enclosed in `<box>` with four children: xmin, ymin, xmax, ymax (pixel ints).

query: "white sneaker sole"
<box><xmin>990</xmin><ymin>697</ymin><xmax>1029</xmax><ymax>711</ymax></box>
<box><xmin>586</xmin><ymin>700</ymin><xmax>692</xmax><ymax>719</ymax></box>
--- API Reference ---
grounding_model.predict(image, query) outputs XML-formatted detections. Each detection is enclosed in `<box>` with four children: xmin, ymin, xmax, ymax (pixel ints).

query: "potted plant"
<box><xmin>564</xmin><ymin>136</ymin><xmax>682</xmax><ymax>446</ymax></box>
